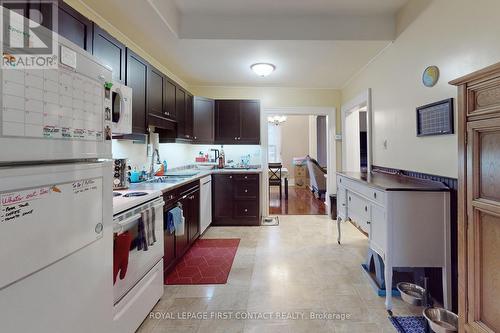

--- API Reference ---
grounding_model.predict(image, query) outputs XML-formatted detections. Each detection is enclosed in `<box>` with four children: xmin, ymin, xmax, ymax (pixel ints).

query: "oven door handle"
<box><xmin>114</xmin><ymin>213</ymin><xmax>141</xmax><ymax>234</ymax></box>
<box><xmin>151</xmin><ymin>201</ymin><xmax>164</xmax><ymax>210</ymax></box>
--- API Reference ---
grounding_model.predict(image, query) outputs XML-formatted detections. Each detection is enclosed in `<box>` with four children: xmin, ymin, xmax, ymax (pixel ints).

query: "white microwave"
<box><xmin>111</xmin><ymin>81</ymin><xmax>132</xmax><ymax>135</ymax></box>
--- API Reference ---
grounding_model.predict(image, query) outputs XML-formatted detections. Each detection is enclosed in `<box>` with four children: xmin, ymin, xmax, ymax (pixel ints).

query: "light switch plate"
<box><xmin>60</xmin><ymin>45</ymin><xmax>77</xmax><ymax>69</ymax></box>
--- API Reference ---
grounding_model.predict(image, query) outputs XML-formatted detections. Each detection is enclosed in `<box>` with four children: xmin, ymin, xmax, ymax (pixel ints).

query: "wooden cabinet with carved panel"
<box><xmin>450</xmin><ymin>63</ymin><xmax>500</xmax><ymax>333</ymax></box>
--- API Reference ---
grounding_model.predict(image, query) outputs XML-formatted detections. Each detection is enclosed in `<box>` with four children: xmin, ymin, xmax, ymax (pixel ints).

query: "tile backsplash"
<box><xmin>191</xmin><ymin>144</ymin><xmax>261</xmax><ymax>166</ymax></box>
<box><xmin>112</xmin><ymin>138</ymin><xmax>261</xmax><ymax>172</ymax></box>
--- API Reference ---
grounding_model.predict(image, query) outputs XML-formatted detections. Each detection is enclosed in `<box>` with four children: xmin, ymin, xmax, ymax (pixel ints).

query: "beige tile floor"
<box><xmin>137</xmin><ymin>215</ymin><xmax>422</xmax><ymax>333</ymax></box>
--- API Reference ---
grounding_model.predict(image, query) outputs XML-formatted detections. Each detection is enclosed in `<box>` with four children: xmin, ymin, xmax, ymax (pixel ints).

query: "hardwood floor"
<box><xmin>269</xmin><ymin>186</ymin><xmax>326</xmax><ymax>215</ymax></box>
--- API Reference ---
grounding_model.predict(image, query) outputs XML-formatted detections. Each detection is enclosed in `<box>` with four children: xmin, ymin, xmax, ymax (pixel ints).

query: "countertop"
<box><xmin>129</xmin><ymin>168</ymin><xmax>263</xmax><ymax>193</ymax></box>
<box><xmin>337</xmin><ymin>171</ymin><xmax>449</xmax><ymax>192</ymax></box>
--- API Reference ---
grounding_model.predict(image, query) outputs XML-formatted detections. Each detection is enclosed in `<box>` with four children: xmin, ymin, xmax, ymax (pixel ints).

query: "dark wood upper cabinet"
<box><xmin>165</xmin><ymin>80</ymin><xmax>177</xmax><ymax>120</ymax></box>
<box><xmin>148</xmin><ymin>67</ymin><xmax>165</xmax><ymax>119</ymax></box>
<box><xmin>239</xmin><ymin>100</ymin><xmax>260</xmax><ymax>144</ymax></box>
<box><xmin>4</xmin><ymin>1</ymin><xmax>53</xmax><ymax>31</ymax></box>
<box><xmin>185</xmin><ymin>93</ymin><xmax>194</xmax><ymax>139</ymax></box>
<box><xmin>176</xmin><ymin>87</ymin><xmax>194</xmax><ymax>141</ymax></box>
<box><xmin>215</xmin><ymin>100</ymin><xmax>240</xmax><ymax>143</ymax></box>
<box><xmin>126</xmin><ymin>49</ymin><xmax>148</xmax><ymax>134</ymax></box>
<box><xmin>215</xmin><ymin>100</ymin><xmax>260</xmax><ymax>144</ymax></box>
<box><xmin>193</xmin><ymin>97</ymin><xmax>215</xmax><ymax>143</ymax></box>
<box><xmin>148</xmin><ymin>66</ymin><xmax>177</xmax><ymax>131</ymax></box>
<box><xmin>92</xmin><ymin>24</ymin><xmax>125</xmax><ymax>83</ymax></box>
<box><xmin>57</xmin><ymin>1</ymin><xmax>92</xmax><ymax>52</ymax></box>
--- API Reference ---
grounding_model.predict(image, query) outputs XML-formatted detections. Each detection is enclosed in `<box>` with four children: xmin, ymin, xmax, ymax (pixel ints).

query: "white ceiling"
<box><xmin>80</xmin><ymin>0</ymin><xmax>409</xmax><ymax>88</ymax></box>
<box><xmin>175</xmin><ymin>39</ymin><xmax>390</xmax><ymax>87</ymax></box>
<box><xmin>175</xmin><ymin>0</ymin><xmax>408</xmax><ymax>16</ymax></box>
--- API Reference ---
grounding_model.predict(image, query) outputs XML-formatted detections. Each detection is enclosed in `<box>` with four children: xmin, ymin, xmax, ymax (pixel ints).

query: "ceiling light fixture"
<box><xmin>251</xmin><ymin>63</ymin><xmax>276</xmax><ymax>77</ymax></box>
<box><xmin>267</xmin><ymin>115</ymin><xmax>287</xmax><ymax>125</ymax></box>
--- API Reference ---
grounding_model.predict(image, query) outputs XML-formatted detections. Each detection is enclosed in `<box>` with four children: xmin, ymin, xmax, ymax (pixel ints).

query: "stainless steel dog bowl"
<box><xmin>397</xmin><ymin>282</ymin><xmax>426</xmax><ymax>306</ymax></box>
<box><xmin>423</xmin><ymin>307</ymin><xmax>458</xmax><ymax>333</ymax></box>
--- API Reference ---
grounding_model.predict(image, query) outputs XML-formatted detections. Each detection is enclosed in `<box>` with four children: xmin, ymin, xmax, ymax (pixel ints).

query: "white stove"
<box><xmin>112</xmin><ymin>188</ymin><xmax>164</xmax><ymax>333</ymax></box>
<box><xmin>112</xmin><ymin>189</ymin><xmax>162</xmax><ymax>215</ymax></box>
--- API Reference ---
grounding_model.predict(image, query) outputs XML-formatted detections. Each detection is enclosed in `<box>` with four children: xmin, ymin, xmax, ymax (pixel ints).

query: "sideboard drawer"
<box><xmin>347</xmin><ymin>191</ymin><xmax>370</xmax><ymax>221</ymax></box>
<box><xmin>338</xmin><ymin>175</ymin><xmax>386</xmax><ymax>206</ymax></box>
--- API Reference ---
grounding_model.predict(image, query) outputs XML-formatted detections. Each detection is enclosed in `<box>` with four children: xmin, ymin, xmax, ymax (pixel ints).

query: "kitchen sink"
<box><xmin>147</xmin><ymin>177</ymin><xmax>184</xmax><ymax>184</ymax></box>
<box><xmin>223</xmin><ymin>165</ymin><xmax>259</xmax><ymax>170</ymax></box>
<box><xmin>164</xmin><ymin>171</ymin><xmax>200</xmax><ymax>177</ymax></box>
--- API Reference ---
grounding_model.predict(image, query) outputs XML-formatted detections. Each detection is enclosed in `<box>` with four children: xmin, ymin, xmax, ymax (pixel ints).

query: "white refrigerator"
<box><xmin>0</xmin><ymin>31</ymin><xmax>114</xmax><ymax>333</ymax></box>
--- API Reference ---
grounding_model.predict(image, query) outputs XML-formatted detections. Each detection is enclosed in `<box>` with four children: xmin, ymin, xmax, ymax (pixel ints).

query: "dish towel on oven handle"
<box><xmin>167</xmin><ymin>206</ymin><xmax>185</xmax><ymax>236</ymax></box>
<box><xmin>138</xmin><ymin>207</ymin><xmax>157</xmax><ymax>251</ymax></box>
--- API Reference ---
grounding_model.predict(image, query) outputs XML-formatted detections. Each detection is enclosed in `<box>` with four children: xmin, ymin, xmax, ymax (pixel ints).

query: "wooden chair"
<box><xmin>269</xmin><ymin>163</ymin><xmax>283</xmax><ymax>200</ymax></box>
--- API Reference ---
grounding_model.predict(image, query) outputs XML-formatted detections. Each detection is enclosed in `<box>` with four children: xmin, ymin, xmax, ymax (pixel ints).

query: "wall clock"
<box><xmin>422</xmin><ymin>65</ymin><xmax>440</xmax><ymax>87</ymax></box>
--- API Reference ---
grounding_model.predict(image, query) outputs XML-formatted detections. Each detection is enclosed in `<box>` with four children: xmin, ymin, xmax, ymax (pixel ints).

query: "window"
<box><xmin>268</xmin><ymin>123</ymin><xmax>282</xmax><ymax>163</ymax></box>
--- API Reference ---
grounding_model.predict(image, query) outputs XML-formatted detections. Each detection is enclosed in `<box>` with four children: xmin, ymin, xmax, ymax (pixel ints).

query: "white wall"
<box><xmin>344</xmin><ymin>109</ymin><xmax>361</xmax><ymax>172</ymax></box>
<box><xmin>279</xmin><ymin>115</ymin><xmax>310</xmax><ymax>176</ymax></box>
<box><xmin>342</xmin><ymin>0</ymin><xmax>500</xmax><ymax>178</ymax></box>
<box><xmin>308</xmin><ymin>115</ymin><xmax>318</xmax><ymax>159</ymax></box>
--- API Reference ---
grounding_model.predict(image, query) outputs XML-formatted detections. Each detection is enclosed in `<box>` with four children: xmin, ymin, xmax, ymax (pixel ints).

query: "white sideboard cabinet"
<box><xmin>336</xmin><ymin>171</ymin><xmax>451</xmax><ymax>312</ymax></box>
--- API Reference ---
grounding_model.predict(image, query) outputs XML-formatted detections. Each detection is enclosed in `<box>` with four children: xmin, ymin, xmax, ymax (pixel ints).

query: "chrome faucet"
<box><xmin>149</xmin><ymin>148</ymin><xmax>161</xmax><ymax>179</ymax></box>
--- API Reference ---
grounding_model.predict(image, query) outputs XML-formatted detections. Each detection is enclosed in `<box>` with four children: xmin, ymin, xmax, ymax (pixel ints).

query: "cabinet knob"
<box><xmin>365</xmin><ymin>206</ymin><xmax>368</xmax><ymax>212</ymax></box>
<box><xmin>373</xmin><ymin>192</ymin><xmax>377</xmax><ymax>199</ymax></box>
<box><xmin>348</xmin><ymin>196</ymin><xmax>351</xmax><ymax>201</ymax></box>
<box><xmin>194</xmin><ymin>136</ymin><xmax>197</xmax><ymax>140</ymax></box>
<box><xmin>367</xmin><ymin>221</ymin><xmax>371</xmax><ymax>224</ymax></box>
<box><xmin>245</xmin><ymin>189</ymin><xmax>248</xmax><ymax>193</ymax></box>
<box><xmin>229</xmin><ymin>176</ymin><xmax>233</xmax><ymax>179</ymax></box>
<box><xmin>245</xmin><ymin>176</ymin><xmax>248</xmax><ymax>179</ymax></box>
<box><xmin>244</xmin><ymin>209</ymin><xmax>248</xmax><ymax>212</ymax></box>
<box><xmin>234</xmin><ymin>137</ymin><xmax>238</xmax><ymax>140</ymax></box>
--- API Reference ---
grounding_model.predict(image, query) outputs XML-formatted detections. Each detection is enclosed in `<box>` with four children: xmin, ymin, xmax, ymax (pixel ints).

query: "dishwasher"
<box><xmin>200</xmin><ymin>176</ymin><xmax>212</xmax><ymax>234</ymax></box>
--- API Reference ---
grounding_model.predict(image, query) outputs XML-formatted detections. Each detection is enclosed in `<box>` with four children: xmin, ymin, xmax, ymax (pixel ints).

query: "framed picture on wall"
<box><xmin>416</xmin><ymin>98</ymin><xmax>454</xmax><ymax>137</ymax></box>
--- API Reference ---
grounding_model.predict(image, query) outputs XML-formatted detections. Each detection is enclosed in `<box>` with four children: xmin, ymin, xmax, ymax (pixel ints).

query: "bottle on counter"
<box><xmin>218</xmin><ymin>145</ymin><xmax>225</xmax><ymax>169</ymax></box>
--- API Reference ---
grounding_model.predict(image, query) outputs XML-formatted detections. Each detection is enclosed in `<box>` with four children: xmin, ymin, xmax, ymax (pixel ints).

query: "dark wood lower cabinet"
<box><xmin>163</xmin><ymin>181</ymin><xmax>200</xmax><ymax>276</ymax></box>
<box><xmin>212</xmin><ymin>173</ymin><xmax>261</xmax><ymax>226</ymax></box>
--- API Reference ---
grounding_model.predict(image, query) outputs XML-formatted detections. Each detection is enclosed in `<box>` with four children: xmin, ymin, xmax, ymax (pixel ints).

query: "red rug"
<box><xmin>165</xmin><ymin>238</ymin><xmax>240</xmax><ymax>285</ymax></box>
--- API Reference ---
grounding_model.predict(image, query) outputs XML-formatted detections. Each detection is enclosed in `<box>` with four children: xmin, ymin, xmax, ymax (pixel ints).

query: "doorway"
<box><xmin>341</xmin><ymin>89</ymin><xmax>372</xmax><ymax>172</ymax></box>
<box><xmin>261</xmin><ymin>107</ymin><xmax>337</xmax><ymax>217</ymax></box>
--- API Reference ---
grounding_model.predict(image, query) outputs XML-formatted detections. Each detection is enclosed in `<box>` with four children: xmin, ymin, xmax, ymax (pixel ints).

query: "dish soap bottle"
<box><xmin>218</xmin><ymin>145</ymin><xmax>225</xmax><ymax>169</ymax></box>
